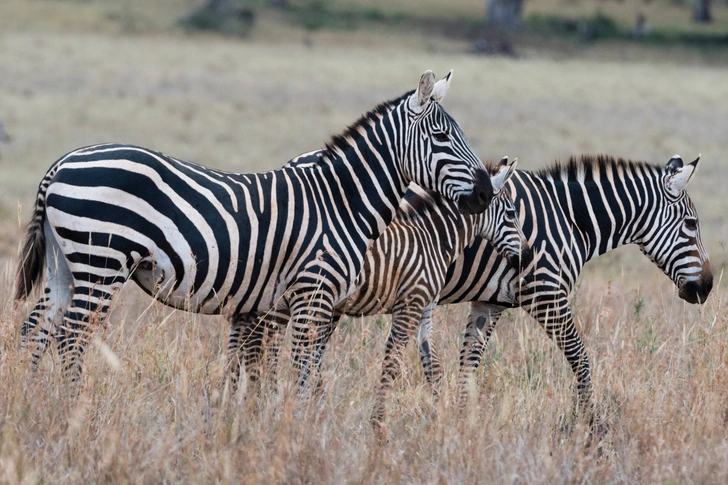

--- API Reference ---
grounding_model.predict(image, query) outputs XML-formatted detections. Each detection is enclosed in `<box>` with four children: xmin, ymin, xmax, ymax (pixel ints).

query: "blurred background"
<box><xmin>0</xmin><ymin>0</ymin><xmax>726</xmax><ymax>280</ymax></box>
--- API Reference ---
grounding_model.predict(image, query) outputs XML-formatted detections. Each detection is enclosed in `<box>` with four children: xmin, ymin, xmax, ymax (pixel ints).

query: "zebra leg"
<box><xmin>309</xmin><ymin>312</ymin><xmax>342</xmax><ymax>396</ymax></box>
<box><xmin>288</xmin><ymin>289</ymin><xmax>336</xmax><ymax>398</ymax></box>
<box><xmin>415</xmin><ymin>301</ymin><xmax>442</xmax><ymax>397</ymax></box>
<box><xmin>537</xmin><ymin>306</ymin><xmax>597</xmax><ymax>429</ymax></box>
<box><xmin>20</xmin><ymin>224</ymin><xmax>74</xmax><ymax>366</ymax></box>
<box><xmin>263</xmin><ymin>312</ymin><xmax>288</xmax><ymax>383</ymax></box>
<box><xmin>228</xmin><ymin>311</ymin><xmax>289</xmax><ymax>395</ymax></box>
<box><xmin>371</xmin><ymin>306</ymin><xmax>421</xmax><ymax>437</ymax></box>
<box><xmin>456</xmin><ymin>302</ymin><xmax>504</xmax><ymax>412</ymax></box>
<box><xmin>57</xmin><ymin>281</ymin><xmax>125</xmax><ymax>387</ymax></box>
<box><xmin>227</xmin><ymin>312</ymin><xmax>258</xmax><ymax>394</ymax></box>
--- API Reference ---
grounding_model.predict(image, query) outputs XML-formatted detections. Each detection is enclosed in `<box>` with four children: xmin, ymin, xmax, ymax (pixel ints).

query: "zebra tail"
<box><xmin>14</xmin><ymin>164</ymin><xmax>57</xmax><ymax>301</ymax></box>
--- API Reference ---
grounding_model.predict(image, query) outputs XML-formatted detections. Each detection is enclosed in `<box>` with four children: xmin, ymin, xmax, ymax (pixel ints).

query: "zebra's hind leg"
<box><xmin>19</xmin><ymin>223</ymin><xmax>74</xmax><ymax>366</ymax></box>
<box><xmin>415</xmin><ymin>301</ymin><xmax>443</xmax><ymax>397</ymax></box>
<box><xmin>57</xmin><ymin>279</ymin><xmax>126</xmax><ymax>388</ymax></box>
<box><xmin>456</xmin><ymin>302</ymin><xmax>504</xmax><ymax>414</ymax></box>
<box><xmin>371</xmin><ymin>305</ymin><xmax>422</xmax><ymax>440</ymax></box>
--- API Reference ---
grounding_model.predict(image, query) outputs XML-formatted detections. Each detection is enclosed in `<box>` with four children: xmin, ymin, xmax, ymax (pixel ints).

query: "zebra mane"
<box><xmin>320</xmin><ymin>90</ymin><xmax>415</xmax><ymax>161</ymax></box>
<box><xmin>396</xmin><ymin>187</ymin><xmax>441</xmax><ymax>222</ymax></box>
<box><xmin>535</xmin><ymin>154</ymin><xmax>660</xmax><ymax>182</ymax></box>
<box><xmin>395</xmin><ymin>160</ymin><xmax>503</xmax><ymax>222</ymax></box>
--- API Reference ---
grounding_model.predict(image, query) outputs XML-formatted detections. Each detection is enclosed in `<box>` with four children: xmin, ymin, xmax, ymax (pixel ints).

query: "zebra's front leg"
<box><xmin>288</xmin><ymin>291</ymin><xmax>336</xmax><ymax>399</ymax></box>
<box><xmin>371</xmin><ymin>306</ymin><xmax>421</xmax><ymax>439</ymax></box>
<box><xmin>415</xmin><ymin>301</ymin><xmax>442</xmax><ymax>397</ymax></box>
<box><xmin>456</xmin><ymin>302</ymin><xmax>504</xmax><ymax>413</ymax></box>
<box><xmin>538</xmin><ymin>307</ymin><xmax>599</xmax><ymax>433</ymax></box>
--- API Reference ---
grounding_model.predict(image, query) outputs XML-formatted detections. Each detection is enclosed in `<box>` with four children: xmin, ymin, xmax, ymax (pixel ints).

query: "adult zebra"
<box><xmin>228</xmin><ymin>158</ymin><xmax>533</xmax><ymax>431</ymax></box>
<box><xmin>15</xmin><ymin>70</ymin><xmax>493</xmax><ymax>389</ymax></box>
<box><xmin>415</xmin><ymin>154</ymin><xmax>712</xmax><ymax>428</ymax></box>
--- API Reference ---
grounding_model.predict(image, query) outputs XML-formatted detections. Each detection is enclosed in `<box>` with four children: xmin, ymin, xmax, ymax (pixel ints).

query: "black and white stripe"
<box><xmin>15</xmin><ymin>70</ymin><xmax>492</xmax><ymax>389</ymax></box>
<box><xmin>418</xmin><ymin>154</ymin><xmax>712</xmax><ymax>428</ymax></box>
<box><xmin>228</xmin><ymin>158</ymin><xmax>531</xmax><ymax>431</ymax></box>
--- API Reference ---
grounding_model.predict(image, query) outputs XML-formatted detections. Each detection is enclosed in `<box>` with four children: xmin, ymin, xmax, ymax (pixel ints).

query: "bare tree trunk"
<box><xmin>693</xmin><ymin>0</ymin><xmax>712</xmax><ymax>23</ymax></box>
<box><xmin>486</xmin><ymin>0</ymin><xmax>524</xmax><ymax>31</ymax></box>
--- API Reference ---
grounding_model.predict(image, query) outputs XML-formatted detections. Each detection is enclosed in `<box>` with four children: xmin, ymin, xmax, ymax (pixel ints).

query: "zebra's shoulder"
<box><xmin>534</xmin><ymin>154</ymin><xmax>661</xmax><ymax>182</ymax></box>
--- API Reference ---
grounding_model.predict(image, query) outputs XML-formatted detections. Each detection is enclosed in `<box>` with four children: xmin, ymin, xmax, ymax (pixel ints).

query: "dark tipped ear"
<box><xmin>491</xmin><ymin>156</ymin><xmax>517</xmax><ymax>193</ymax></box>
<box><xmin>665</xmin><ymin>154</ymin><xmax>684</xmax><ymax>175</ymax></box>
<box><xmin>664</xmin><ymin>153</ymin><xmax>699</xmax><ymax>195</ymax></box>
<box><xmin>432</xmin><ymin>70</ymin><xmax>453</xmax><ymax>103</ymax></box>
<box><xmin>689</xmin><ymin>154</ymin><xmax>701</xmax><ymax>168</ymax></box>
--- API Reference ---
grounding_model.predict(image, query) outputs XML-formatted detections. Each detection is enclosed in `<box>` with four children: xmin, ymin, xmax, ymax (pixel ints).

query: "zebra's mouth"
<box><xmin>678</xmin><ymin>276</ymin><xmax>713</xmax><ymax>304</ymax></box>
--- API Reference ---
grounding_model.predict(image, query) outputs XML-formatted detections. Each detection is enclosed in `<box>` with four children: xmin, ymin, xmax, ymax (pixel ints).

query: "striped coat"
<box><xmin>420</xmin><ymin>154</ymin><xmax>712</xmax><ymax>429</ymax></box>
<box><xmin>15</xmin><ymin>70</ymin><xmax>493</xmax><ymax>389</ymax></box>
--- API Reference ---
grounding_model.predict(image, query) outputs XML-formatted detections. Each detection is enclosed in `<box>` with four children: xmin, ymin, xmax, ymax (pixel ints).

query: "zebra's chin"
<box><xmin>678</xmin><ymin>275</ymin><xmax>713</xmax><ymax>304</ymax></box>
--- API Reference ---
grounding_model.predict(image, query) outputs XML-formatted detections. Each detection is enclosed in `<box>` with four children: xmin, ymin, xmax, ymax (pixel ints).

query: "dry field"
<box><xmin>1</xmin><ymin>2</ymin><xmax>728</xmax><ymax>483</ymax></box>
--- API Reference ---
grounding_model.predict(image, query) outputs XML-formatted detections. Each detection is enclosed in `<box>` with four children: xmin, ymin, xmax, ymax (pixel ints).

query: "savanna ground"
<box><xmin>1</xmin><ymin>1</ymin><xmax>728</xmax><ymax>483</ymax></box>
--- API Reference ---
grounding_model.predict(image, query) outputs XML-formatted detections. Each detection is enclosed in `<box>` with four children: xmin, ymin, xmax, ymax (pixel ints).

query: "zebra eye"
<box><xmin>432</xmin><ymin>131</ymin><xmax>450</xmax><ymax>143</ymax></box>
<box><xmin>684</xmin><ymin>218</ymin><xmax>697</xmax><ymax>231</ymax></box>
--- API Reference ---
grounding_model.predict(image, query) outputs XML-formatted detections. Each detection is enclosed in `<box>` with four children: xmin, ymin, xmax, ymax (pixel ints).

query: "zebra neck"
<box><xmin>555</xmin><ymin>169</ymin><xmax>656</xmax><ymax>262</ymax></box>
<box><xmin>319</xmin><ymin>123</ymin><xmax>410</xmax><ymax>245</ymax></box>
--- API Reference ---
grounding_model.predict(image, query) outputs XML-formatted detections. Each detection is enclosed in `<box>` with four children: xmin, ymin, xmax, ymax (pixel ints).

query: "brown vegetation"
<box><xmin>0</xmin><ymin>1</ymin><xmax>727</xmax><ymax>482</ymax></box>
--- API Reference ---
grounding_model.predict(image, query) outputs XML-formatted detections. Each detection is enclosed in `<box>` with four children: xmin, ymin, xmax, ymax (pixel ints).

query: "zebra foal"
<box><xmin>230</xmin><ymin>157</ymin><xmax>533</xmax><ymax>431</ymax></box>
<box><xmin>416</xmin><ymin>154</ymin><xmax>712</xmax><ymax>430</ymax></box>
<box><xmin>15</xmin><ymin>70</ymin><xmax>493</xmax><ymax>390</ymax></box>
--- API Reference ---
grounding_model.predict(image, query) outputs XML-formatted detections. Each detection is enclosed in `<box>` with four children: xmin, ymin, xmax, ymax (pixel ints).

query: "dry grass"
<box><xmin>1</xmin><ymin>3</ymin><xmax>728</xmax><ymax>483</ymax></box>
<box><xmin>1</xmin><ymin>260</ymin><xmax>726</xmax><ymax>483</ymax></box>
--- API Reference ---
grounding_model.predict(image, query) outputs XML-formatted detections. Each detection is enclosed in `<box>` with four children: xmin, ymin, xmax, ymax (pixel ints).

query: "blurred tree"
<box><xmin>180</xmin><ymin>0</ymin><xmax>255</xmax><ymax>36</ymax></box>
<box><xmin>692</xmin><ymin>0</ymin><xmax>712</xmax><ymax>23</ymax></box>
<box><xmin>486</xmin><ymin>0</ymin><xmax>524</xmax><ymax>31</ymax></box>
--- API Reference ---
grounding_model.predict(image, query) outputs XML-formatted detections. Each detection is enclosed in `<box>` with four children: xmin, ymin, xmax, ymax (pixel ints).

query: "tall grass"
<box><xmin>1</xmin><ymin>258</ymin><xmax>726</xmax><ymax>483</ymax></box>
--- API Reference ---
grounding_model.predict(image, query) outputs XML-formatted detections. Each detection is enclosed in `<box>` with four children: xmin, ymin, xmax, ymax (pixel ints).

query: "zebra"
<box><xmin>413</xmin><ymin>154</ymin><xmax>712</xmax><ymax>430</ymax></box>
<box><xmin>228</xmin><ymin>156</ymin><xmax>534</xmax><ymax>431</ymax></box>
<box><xmin>14</xmin><ymin>70</ymin><xmax>494</xmax><ymax>390</ymax></box>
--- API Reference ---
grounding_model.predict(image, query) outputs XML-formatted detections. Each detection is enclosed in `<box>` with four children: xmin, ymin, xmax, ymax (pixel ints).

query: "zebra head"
<box><xmin>638</xmin><ymin>155</ymin><xmax>712</xmax><ymax>304</ymax></box>
<box><xmin>478</xmin><ymin>157</ymin><xmax>533</xmax><ymax>271</ymax></box>
<box><xmin>403</xmin><ymin>70</ymin><xmax>492</xmax><ymax>215</ymax></box>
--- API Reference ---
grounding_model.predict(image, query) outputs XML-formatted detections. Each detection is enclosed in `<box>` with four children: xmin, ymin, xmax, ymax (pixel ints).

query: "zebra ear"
<box><xmin>491</xmin><ymin>156</ymin><xmax>517</xmax><ymax>194</ymax></box>
<box><xmin>408</xmin><ymin>70</ymin><xmax>436</xmax><ymax>113</ymax></box>
<box><xmin>431</xmin><ymin>70</ymin><xmax>453</xmax><ymax>104</ymax></box>
<box><xmin>664</xmin><ymin>154</ymin><xmax>700</xmax><ymax>195</ymax></box>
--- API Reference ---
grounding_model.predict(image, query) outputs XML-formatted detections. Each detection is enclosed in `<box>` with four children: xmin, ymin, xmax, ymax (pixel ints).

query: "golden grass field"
<box><xmin>1</xmin><ymin>1</ymin><xmax>727</xmax><ymax>483</ymax></box>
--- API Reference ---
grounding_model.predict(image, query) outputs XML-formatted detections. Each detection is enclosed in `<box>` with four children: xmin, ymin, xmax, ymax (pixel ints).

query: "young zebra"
<box><xmin>229</xmin><ymin>157</ymin><xmax>533</xmax><ymax>430</ymax></box>
<box><xmin>15</xmin><ymin>70</ymin><xmax>494</xmax><ymax>389</ymax></box>
<box><xmin>418</xmin><ymin>154</ymin><xmax>712</xmax><ymax>428</ymax></box>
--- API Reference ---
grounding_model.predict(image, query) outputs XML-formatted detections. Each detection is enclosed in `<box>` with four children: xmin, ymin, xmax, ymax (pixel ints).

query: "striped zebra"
<box><xmin>415</xmin><ymin>154</ymin><xmax>712</xmax><ymax>428</ymax></box>
<box><xmin>14</xmin><ymin>70</ymin><xmax>494</xmax><ymax>390</ymax></box>
<box><xmin>229</xmin><ymin>156</ymin><xmax>533</xmax><ymax>431</ymax></box>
